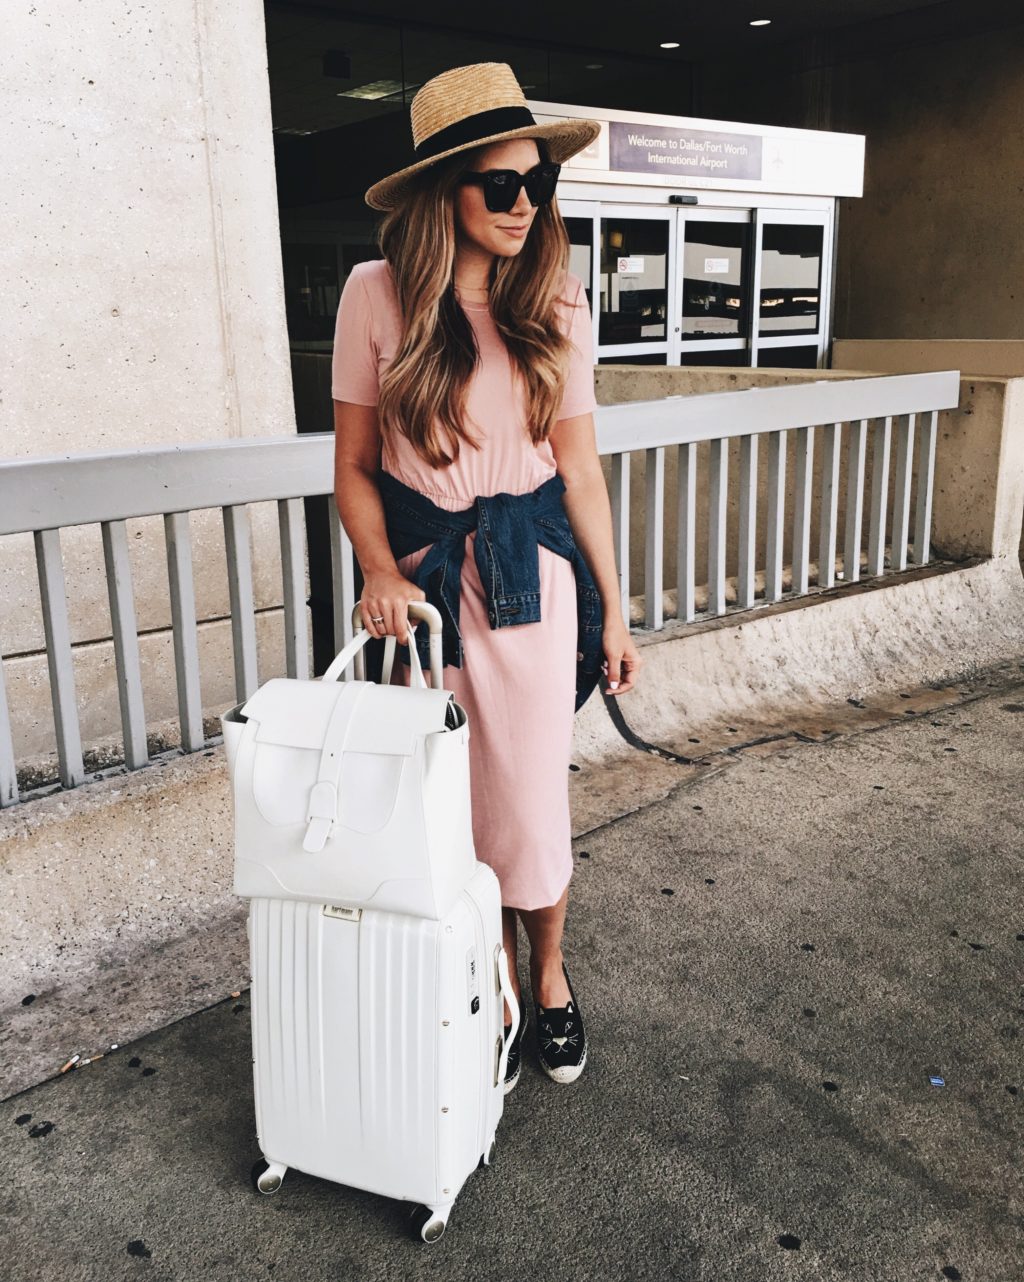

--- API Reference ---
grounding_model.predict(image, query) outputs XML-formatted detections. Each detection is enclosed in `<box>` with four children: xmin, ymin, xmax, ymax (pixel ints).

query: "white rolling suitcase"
<box><xmin>221</xmin><ymin>604</ymin><xmax>520</xmax><ymax>1242</ymax></box>
<box><xmin>247</xmin><ymin>863</ymin><xmax>517</xmax><ymax>1242</ymax></box>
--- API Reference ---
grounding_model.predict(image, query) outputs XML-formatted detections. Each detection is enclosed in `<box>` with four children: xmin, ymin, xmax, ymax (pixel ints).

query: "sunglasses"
<box><xmin>457</xmin><ymin>162</ymin><xmax>561</xmax><ymax>213</ymax></box>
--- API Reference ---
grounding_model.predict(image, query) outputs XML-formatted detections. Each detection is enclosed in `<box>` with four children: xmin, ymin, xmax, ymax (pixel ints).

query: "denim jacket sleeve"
<box><xmin>373</xmin><ymin>469</ymin><xmax>605</xmax><ymax>714</ymax></box>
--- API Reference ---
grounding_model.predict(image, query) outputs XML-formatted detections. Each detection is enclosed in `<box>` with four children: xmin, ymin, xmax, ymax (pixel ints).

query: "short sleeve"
<box><xmin>331</xmin><ymin>267</ymin><xmax>380</xmax><ymax>405</ymax></box>
<box><xmin>556</xmin><ymin>276</ymin><xmax>599</xmax><ymax>421</ymax></box>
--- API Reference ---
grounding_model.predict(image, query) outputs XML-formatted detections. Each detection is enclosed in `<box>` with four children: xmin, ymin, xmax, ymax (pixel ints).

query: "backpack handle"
<box><xmin>321</xmin><ymin>600</ymin><xmax>444</xmax><ymax>688</ymax></box>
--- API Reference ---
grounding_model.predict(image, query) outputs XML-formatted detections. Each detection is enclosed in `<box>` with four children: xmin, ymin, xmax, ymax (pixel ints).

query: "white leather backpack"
<box><xmin>220</xmin><ymin>602</ymin><xmax>477</xmax><ymax>920</ymax></box>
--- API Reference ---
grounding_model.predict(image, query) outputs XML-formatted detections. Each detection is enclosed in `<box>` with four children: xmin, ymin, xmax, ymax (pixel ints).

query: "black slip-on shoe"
<box><xmin>534</xmin><ymin>962</ymin><xmax>587</xmax><ymax>1084</ymax></box>
<box><xmin>503</xmin><ymin>996</ymin><xmax>528</xmax><ymax>1094</ymax></box>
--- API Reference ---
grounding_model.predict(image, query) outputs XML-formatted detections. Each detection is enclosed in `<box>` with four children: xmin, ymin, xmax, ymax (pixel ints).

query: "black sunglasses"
<box><xmin>457</xmin><ymin>162</ymin><xmax>561</xmax><ymax>213</ymax></box>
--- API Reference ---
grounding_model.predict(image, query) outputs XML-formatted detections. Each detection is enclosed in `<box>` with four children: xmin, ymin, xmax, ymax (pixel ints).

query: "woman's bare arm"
<box><xmin>333</xmin><ymin>399</ymin><xmax>424</xmax><ymax>644</ymax></box>
<box><xmin>548</xmin><ymin>410</ymin><xmax>644</xmax><ymax>695</ymax></box>
<box><xmin>546</xmin><ymin>410</ymin><xmax>623</xmax><ymax>618</ymax></box>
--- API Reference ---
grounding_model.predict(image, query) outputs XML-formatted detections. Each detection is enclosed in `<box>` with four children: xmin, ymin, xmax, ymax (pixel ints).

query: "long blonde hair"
<box><xmin>375</xmin><ymin>139</ymin><xmax>580</xmax><ymax>469</ymax></box>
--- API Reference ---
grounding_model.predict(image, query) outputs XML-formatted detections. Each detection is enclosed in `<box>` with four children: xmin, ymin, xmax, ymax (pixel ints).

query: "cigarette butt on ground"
<box><xmin>60</xmin><ymin>1054</ymin><xmax>81</xmax><ymax>1073</ymax></box>
<box><xmin>230</xmin><ymin>991</ymin><xmax>241</xmax><ymax>999</ymax></box>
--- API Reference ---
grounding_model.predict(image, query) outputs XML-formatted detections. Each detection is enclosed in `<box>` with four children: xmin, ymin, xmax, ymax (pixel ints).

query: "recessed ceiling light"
<box><xmin>750</xmin><ymin>18</ymin><xmax>771</xmax><ymax>26</ymax></box>
<box><xmin>585</xmin><ymin>63</ymin><xmax>603</xmax><ymax>70</ymax></box>
<box><xmin>660</xmin><ymin>41</ymin><xmax>680</xmax><ymax>49</ymax></box>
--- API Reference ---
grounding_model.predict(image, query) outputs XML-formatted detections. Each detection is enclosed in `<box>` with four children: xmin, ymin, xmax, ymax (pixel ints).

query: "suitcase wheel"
<box><xmin>478</xmin><ymin>1139</ymin><xmax>497</xmax><ymax>1169</ymax></box>
<box><xmin>251</xmin><ymin>1158</ymin><xmax>288</xmax><ymax>1195</ymax></box>
<box><xmin>409</xmin><ymin>1204</ymin><xmax>450</xmax><ymax>1244</ymax></box>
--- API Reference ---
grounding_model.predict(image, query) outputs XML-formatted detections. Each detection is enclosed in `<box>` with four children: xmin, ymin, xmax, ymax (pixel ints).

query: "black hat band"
<box><xmin>414</xmin><ymin>105</ymin><xmax>537</xmax><ymax>161</ymax></box>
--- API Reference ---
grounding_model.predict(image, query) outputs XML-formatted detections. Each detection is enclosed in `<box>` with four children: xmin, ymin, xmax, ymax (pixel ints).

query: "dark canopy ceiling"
<box><xmin>272</xmin><ymin>0</ymin><xmax>1021</xmax><ymax>64</ymax></box>
<box><xmin>268</xmin><ymin>0</ymin><xmax>1021</xmax><ymax>204</ymax></box>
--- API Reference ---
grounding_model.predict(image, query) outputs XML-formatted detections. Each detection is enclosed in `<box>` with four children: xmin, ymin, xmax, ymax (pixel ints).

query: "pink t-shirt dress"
<box><xmin>331</xmin><ymin>258</ymin><xmax>599</xmax><ymax>910</ymax></box>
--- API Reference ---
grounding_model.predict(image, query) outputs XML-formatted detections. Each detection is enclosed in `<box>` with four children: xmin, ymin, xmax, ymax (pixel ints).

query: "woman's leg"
<box><xmin>502</xmin><ymin>906</ymin><xmax>521</xmax><ymax>1025</ymax></box>
<box><xmin>518</xmin><ymin>883</ymin><xmax>573</xmax><ymax>1008</ymax></box>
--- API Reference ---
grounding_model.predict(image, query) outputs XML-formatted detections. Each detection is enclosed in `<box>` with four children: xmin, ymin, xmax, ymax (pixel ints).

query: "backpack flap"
<box><xmin>237</xmin><ymin>677</ymin><xmax>455</xmax><ymax>852</ymax></box>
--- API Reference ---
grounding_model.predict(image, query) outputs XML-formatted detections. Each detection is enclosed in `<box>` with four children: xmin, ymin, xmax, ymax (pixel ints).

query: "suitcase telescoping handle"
<box><xmin>320</xmin><ymin>601</ymin><xmax>445</xmax><ymax>689</ymax></box>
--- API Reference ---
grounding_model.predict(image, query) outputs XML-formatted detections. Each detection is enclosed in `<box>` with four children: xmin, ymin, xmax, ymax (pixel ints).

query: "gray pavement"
<box><xmin>3</xmin><ymin>673</ymin><xmax>1024</xmax><ymax>1282</ymax></box>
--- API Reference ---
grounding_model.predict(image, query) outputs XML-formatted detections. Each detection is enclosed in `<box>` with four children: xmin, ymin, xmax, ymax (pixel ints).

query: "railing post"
<box><xmin>792</xmin><ymin>426</ymin><xmax>815</xmax><ymax>595</ymax></box>
<box><xmin>163</xmin><ymin>511</ymin><xmax>204</xmax><ymax>752</ymax></box>
<box><xmin>843</xmin><ymin>418</ymin><xmax>869</xmax><ymax>583</ymax></box>
<box><xmin>737</xmin><ymin>435</ymin><xmax>758</xmax><ymax>608</ymax></box>
<box><xmin>867</xmin><ymin>416</ymin><xmax>893</xmax><ymax>577</ymax></box>
<box><xmin>676</xmin><ymin>443</ymin><xmax>696</xmax><ymax>622</ymax></box>
<box><xmin>765</xmin><ymin>430</ymin><xmax>787</xmax><ymax>602</ymax></box>
<box><xmin>0</xmin><ymin>654</ymin><xmax>19</xmax><ymax>807</ymax></box>
<box><xmin>912</xmin><ymin>410</ymin><xmax>938</xmax><ymax>566</ymax></box>
<box><xmin>101</xmin><ymin>519</ymin><xmax>149</xmax><ymax>770</ymax></box>
<box><xmin>223</xmin><ymin>504</ymin><xmax>260</xmax><ymax>702</ymax></box>
<box><xmin>610</xmin><ymin>453</ymin><xmax>631</xmax><ymax>623</ymax></box>
<box><xmin>278</xmin><ymin>498</ymin><xmax>310</xmax><ymax>680</ymax></box>
<box><xmin>708</xmin><ymin>438</ymin><xmax>728</xmax><ymax>615</ymax></box>
<box><xmin>34</xmin><ymin>528</ymin><xmax>85</xmax><ymax>788</ymax></box>
<box><xmin>818</xmin><ymin>422</ymin><xmax>843</xmax><ymax>588</ymax></box>
<box><xmin>891</xmin><ymin>413</ymin><xmax>917</xmax><ymax>572</ymax></box>
<box><xmin>644</xmin><ymin>447</ymin><xmax>665</xmax><ymax>630</ymax></box>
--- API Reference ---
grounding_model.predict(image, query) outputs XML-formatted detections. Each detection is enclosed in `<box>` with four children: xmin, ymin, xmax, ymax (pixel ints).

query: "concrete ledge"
<box><xmin>567</xmin><ymin>554</ymin><xmax>1024</xmax><ymax>824</ymax></box>
<box><xmin>4</xmin><ymin>555</ymin><xmax>1024</xmax><ymax>1098</ymax></box>
<box><xmin>0</xmin><ymin>749</ymin><xmax>246</xmax><ymax>1098</ymax></box>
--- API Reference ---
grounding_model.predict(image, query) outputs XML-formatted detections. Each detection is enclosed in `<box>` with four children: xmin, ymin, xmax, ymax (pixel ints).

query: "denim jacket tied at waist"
<box><xmin>373</xmin><ymin>468</ymin><xmax>604</xmax><ymax>714</ymax></box>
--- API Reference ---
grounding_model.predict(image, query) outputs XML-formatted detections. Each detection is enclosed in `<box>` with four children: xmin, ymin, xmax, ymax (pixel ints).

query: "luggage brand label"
<box><xmin>323</xmin><ymin>904</ymin><xmax>362</xmax><ymax>922</ymax></box>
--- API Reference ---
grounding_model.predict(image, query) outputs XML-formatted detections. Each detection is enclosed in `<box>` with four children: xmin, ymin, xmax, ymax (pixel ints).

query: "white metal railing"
<box><xmin>600</xmin><ymin>371</ymin><xmax>958</xmax><ymax>628</ymax></box>
<box><xmin>0</xmin><ymin>371</ymin><xmax>960</xmax><ymax>806</ymax></box>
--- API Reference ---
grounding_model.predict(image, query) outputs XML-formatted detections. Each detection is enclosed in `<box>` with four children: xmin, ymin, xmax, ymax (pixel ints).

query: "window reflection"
<box><xmin>283</xmin><ymin>243</ymin><xmax>340</xmax><ymax>344</ymax></box>
<box><xmin>599</xmin><ymin>218</ymin><xmax>669</xmax><ymax>345</ymax></box>
<box><xmin>759</xmin><ymin>225</ymin><xmax>823</xmax><ymax>334</ymax></box>
<box><xmin>681</xmin><ymin>220</ymin><xmax>750</xmax><ymax>338</ymax></box>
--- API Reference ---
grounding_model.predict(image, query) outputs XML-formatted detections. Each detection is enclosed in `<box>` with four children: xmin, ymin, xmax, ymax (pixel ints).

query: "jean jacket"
<box><xmin>371</xmin><ymin>468</ymin><xmax>605</xmax><ymax>713</ymax></box>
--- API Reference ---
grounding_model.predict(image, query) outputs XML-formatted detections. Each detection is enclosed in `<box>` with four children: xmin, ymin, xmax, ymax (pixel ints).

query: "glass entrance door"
<box><xmin>560</xmin><ymin>198</ymin><xmax>599</xmax><ymax>316</ymax></box>
<box><xmin>751</xmin><ymin>209</ymin><xmax>831</xmax><ymax>367</ymax></box>
<box><xmin>596</xmin><ymin>206</ymin><xmax>674</xmax><ymax>365</ymax></box>
<box><xmin>671</xmin><ymin>210</ymin><xmax>753</xmax><ymax>366</ymax></box>
<box><xmin>559</xmin><ymin>200</ymin><xmax>833</xmax><ymax>371</ymax></box>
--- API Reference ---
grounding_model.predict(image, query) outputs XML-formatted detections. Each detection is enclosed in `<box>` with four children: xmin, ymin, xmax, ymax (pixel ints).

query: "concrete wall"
<box><xmin>830</xmin><ymin>21</ymin><xmax>1024</xmax><ymax>341</ymax></box>
<box><xmin>700</xmin><ymin>21</ymin><xmax>1024</xmax><ymax>343</ymax></box>
<box><xmin>834</xmin><ymin>340</ymin><xmax>1024</xmax><ymax>379</ymax></box>
<box><xmin>1</xmin><ymin>0</ymin><xmax>299</xmax><ymax>764</ymax></box>
<box><xmin>3</xmin><ymin>0</ymin><xmax>292</xmax><ymax>455</ymax></box>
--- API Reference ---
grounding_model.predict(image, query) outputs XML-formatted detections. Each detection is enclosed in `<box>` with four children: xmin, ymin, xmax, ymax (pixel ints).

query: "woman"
<box><xmin>331</xmin><ymin>62</ymin><xmax>644</xmax><ymax>1093</ymax></box>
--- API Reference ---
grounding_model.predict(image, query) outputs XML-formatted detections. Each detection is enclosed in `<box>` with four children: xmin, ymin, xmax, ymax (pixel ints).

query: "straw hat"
<box><xmin>364</xmin><ymin>62</ymin><xmax>601</xmax><ymax>211</ymax></box>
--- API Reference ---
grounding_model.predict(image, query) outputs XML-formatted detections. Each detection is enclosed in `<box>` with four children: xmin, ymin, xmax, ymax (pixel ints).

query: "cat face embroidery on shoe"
<box><xmin>539</xmin><ymin>1004</ymin><xmax>580</xmax><ymax>1057</ymax></box>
